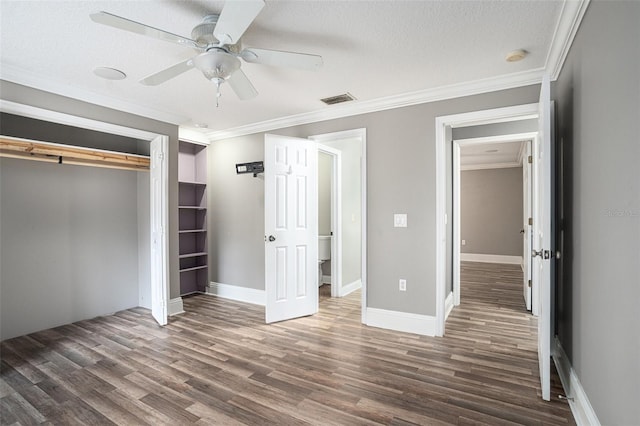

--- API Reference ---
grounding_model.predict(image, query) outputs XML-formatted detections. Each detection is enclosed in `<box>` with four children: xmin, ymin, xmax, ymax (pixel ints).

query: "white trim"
<box><xmin>0</xmin><ymin>64</ymin><xmax>187</xmax><ymax>125</ymax></box>
<box><xmin>553</xmin><ymin>337</ymin><xmax>601</xmax><ymax>426</ymax></box>
<box><xmin>436</xmin><ymin>103</ymin><xmax>540</xmax><ymax>337</ymax></box>
<box><xmin>207</xmin><ymin>282</ymin><xmax>266</xmax><ymax>306</ymax></box>
<box><xmin>321</xmin><ymin>275</ymin><xmax>332</xmax><ymax>285</ymax></box>
<box><xmin>366</xmin><ymin>308</ymin><xmax>436</xmax><ymax>337</ymax></box>
<box><xmin>460</xmin><ymin>253</ymin><xmax>523</xmax><ymax>265</ymax></box>
<box><xmin>178</xmin><ymin>128</ymin><xmax>211</xmax><ymax>146</ymax></box>
<box><xmin>445</xmin><ymin>292</ymin><xmax>454</xmax><ymax>319</ymax></box>
<box><xmin>460</xmin><ymin>161</ymin><xmax>522</xmax><ymax>171</ymax></box>
<box><xmin>206</xmin><ymin>69</ymin><xmax>545</xmax><ymax>141</ymax></box>
<box><xmin>339</xmin><ymin>279</ymin><xmax>362</xmax><ymax>297</ymax></box>
<box><xmin>0</xmin><ymin>100</ymin><xmax>160</xmax><ymax>141</ymax></box>
<box><xmin>168</xmin><ymin>297</ymin><xmax>185</xmax><ymax>316</ymax></box>
<box><xmin>545</xmin><ymin>0</ymin><xmax>591</xmax><ymax>81</ymax></box>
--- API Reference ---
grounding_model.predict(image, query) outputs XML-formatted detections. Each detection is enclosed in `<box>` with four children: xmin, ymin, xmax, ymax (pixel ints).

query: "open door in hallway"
<box><xmin>264</xmin><ymin>134</ymin><xmax>318</xmax><ymax>323</ymax></box>
<box><xmin>533</xmin><ymin>75</ymin><xmax>554</xmax><ymax>401</ymax></box>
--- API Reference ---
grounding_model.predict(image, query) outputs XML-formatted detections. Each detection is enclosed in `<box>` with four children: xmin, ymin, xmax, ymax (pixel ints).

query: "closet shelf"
<box><xmin>0</xmin><ymin>135</ymin><xmax>150</xmax><ymax>171</ymax></box>
<box><xmin>179</xmin><ymin>229</ymin><xmax>207</xmax><ymax>234</ymax></box>
<box><xmin>179</xmin><ymin>180</ymin><xmax>206</xmax><ymax>186</ymax></box>
<box><xmin>180</xmin><ymin>265</ymin><xmax>208</xmax><ymax>273</ymax></box>
<box><xmin>179</xmin><ymin>206</ymin><xmax>206</xmax><ymax>210</ymax></box>
<box><xmin>179</xmin><ymin>252</ymin><xmax>208</xmax><ymax>259</ymax></box>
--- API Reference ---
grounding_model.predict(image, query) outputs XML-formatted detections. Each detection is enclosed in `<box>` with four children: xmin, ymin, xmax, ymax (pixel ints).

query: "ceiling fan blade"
<box><xmin>213</xmin><ymin>0</ymin><xmax>265</xmax><ymax>46</ymax></box>
<box><xmin>90</xmin><ymin>11</ymin><xmax>199</xmax><ymax>49</ymax></box>
<box><xmin>240</xmin><ymin>48</ymin><xmax>323</xmax><ymax>71</ymax></box>
<box><xmin>227</xmin><ymin>69</ymin><xmax>258</xmax><ymax>100</ymax></box>
<box><xmin>140</xmin><ymin>58</ymin><xmax>195</xmax><ymax>86</ymax></box>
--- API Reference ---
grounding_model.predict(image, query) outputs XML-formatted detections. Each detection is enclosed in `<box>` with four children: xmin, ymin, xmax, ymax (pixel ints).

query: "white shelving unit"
<box><xmin>178</xmin><ymin>141</ymin><xmax>208</xmax><ymax>295</ymax></box>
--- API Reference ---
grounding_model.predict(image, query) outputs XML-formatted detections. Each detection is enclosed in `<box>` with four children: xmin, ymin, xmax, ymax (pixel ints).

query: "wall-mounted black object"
<box><xmin>236</xmin><ymin>161</ymin><xmax>264</xmax><ymax>177</ymax></box>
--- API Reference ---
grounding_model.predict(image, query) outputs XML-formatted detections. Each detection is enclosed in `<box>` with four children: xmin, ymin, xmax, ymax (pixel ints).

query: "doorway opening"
<box><xmin>310</xmin><ymin>129</ymin><xmax>367</xmax><ymax>323</ymax></box>
<box><xmin>453</xmin><ymin>134</ymin><xmax>536</xmax><ymax>315</ymax></box>
<box><xmin>0</xmin><ymin>100</ymin><xmax>170</xmax><ymax>326</ymax></box>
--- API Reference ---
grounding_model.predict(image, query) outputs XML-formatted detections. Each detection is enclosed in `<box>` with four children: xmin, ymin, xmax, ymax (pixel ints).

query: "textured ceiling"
<box><xmin>0</xmin><ymin>0</ymin><xmax>565</xmax><ymax>135</ymax></box>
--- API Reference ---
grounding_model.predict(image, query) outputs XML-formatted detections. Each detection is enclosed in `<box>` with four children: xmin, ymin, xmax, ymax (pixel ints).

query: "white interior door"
<box><xmin>523</xmin><ymin>140</ymin><xmax>532</xmax><ymax>311</ymax></box>
<box><xmin>265</xmin><ymin>134</ymin><xmax>318</xmax><ymax>323</ymax></box>
<box><xmin>150</xmin><ymin>136</ymin><xmax>169</xmax><ymax>326</ymax></box>
<box><xmin>533</xmin><ymin>75</ymin><xmax>553</xmax><ymax>401</ymax></box>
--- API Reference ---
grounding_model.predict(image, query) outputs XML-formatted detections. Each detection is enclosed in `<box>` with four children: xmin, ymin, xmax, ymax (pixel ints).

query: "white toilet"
<box><xmin>318</xmin><ymin>235</ymin><xmax>332</xmax><ymax>286</ymax></box>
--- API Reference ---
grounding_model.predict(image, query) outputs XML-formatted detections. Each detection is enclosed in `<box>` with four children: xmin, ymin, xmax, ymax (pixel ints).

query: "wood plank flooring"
<box><xmin>1</xmin><ymin>262</ymin><xmax>574</xmax><ymax>425</ymax></box>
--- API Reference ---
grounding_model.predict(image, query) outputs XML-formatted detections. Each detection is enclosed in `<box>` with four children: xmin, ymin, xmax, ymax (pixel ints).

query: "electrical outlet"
<box><xmin>462</xmin><ymin>239</ymin><xmax>466</xmax><ymax>246</ymax></box>
<box><xmin>399</xmin><ymin>279</ymin><xmax>407</xmax><ymax>291</ymax></box>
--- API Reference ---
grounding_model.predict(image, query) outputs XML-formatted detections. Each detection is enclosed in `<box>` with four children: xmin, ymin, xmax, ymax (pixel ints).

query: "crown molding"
<box><xmin>204</xmin><ymin>68</ymin><xmax>545</xmax><ymax>141</ymax></box>
<box><xmin>0</xmin><ymin>64</ymin><xmax>187</xmax><ymax>125</ymax></box>
<box><xmin>178</xmin><ymin>128</ymin><xmax>210</xmax><ymax>145</ymax></box>
<box><xmin>545</xmin><ymin>0</ymin><xmax>591</xmax><ymax>80</ymax></box>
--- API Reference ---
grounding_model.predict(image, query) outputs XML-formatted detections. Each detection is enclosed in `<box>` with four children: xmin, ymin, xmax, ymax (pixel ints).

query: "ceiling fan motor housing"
<box><xmin>191</xmin><ymin>15</ymin><xmax>241</xmax><ymax>52</ymax></box>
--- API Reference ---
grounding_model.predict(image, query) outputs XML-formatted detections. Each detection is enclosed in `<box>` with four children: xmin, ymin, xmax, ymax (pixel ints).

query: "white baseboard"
<box><xmin>445</xmin><ymin>292</ymin><xmax>454</xmax><ymax>319</ymax></box>
<box><xmin>553</xmin><ymin>337</ymin><xmax>601</xmax><ymax>426</ymax></box>
<box><xmin>208</xmin><ymin>282</ymin><xmax>266</xmax><ymax>306</ymax></box>
<box><xmin>460</xmin><ymin>253</ymin><xmax>523</xmax><ymax>265</ymax></box>
<box><xmin>339</xmin><ymin>279</ymin><xmax>361</xmax><ymax>297</ymax></box>
<box><xmin>322</xmin><ymin>275</ymin><xmax>332</xmax><ymax>285</ymax></box>
<box><xmin>365</xmin><ymin>307</ymin><xmax>436</xmax><ymax>336</ymax></box>
<box><xmin>168</xmin><ymin>297</ymin><xmax>185</xmax><ymax>316</ymax></box>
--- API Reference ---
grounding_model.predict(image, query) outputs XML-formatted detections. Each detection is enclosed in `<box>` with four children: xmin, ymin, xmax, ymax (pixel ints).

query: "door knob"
<box><xmin>268</xmin><ymin>235</ymin><xmax>276</xmax><ymax>242</ymax></box>
<box><xmin>532</xmin><ymin>249</ymin><xmax>543</xmax><ymax>258</ymax></box>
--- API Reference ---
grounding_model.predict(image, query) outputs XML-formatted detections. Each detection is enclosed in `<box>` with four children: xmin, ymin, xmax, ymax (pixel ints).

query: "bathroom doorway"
<box><xmin>311</xmin><ymin>129</ymin><xmax>367</xmax><ymax>322</ymax></box>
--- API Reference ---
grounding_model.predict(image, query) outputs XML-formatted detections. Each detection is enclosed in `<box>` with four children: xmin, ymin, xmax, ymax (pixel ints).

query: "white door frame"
<box><xmin>317</xmin><ymin>144</ymin><xmax>342</xmax><ymax>298</ymax></box>
<box><xmin>452</xmin><ymin>133</ymin><xmax>538</xmax><ymax>308</ymax></box>
<box><xmin>309</xmin><ymin>128</ymin><xmax>367</xmax><ymax>324</ymax></box>
<box><xmin>435</xmin><ymin>103</ymin><xmax>539</xmax><ymax>336</ymax></box>
<box><xmin>0</xmin><ymin>99</ymin><xmax>171</xmax><ymax>325</ymax></box>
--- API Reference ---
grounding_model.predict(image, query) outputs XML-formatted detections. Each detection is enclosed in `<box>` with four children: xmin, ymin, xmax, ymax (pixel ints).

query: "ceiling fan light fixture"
<box><xmin>194</xmin><ymin>50</ymin><xmax>241</xmax><ymax>81</ymax></box>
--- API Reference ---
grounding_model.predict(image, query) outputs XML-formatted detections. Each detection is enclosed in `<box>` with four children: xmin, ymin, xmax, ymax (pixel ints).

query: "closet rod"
<box><xmin>0</xmin><ymin>135</ymin><xmax>150</xmax><ymax>171</ymax></box>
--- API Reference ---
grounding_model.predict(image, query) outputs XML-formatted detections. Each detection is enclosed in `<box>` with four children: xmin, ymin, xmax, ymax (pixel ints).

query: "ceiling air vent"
<box><xmin>320</xmin><ymin>93</ymin><xmax>356</xmax><ymax>105</ymax></box>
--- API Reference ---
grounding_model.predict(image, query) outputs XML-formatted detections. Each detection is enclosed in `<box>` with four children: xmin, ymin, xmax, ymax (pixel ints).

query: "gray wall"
<box><xmin>452</xmin><ymin>119</ymin><xmax>538</xmax><ymax>140</ymax></box>
<box><xmin>0</xmin><ymin>81</ymin><xmax>181</xmax><ymax>299</ymax></box>
<box><xmin>138</xmin><ymin>172</ymin><xmax>151</xmax><ymax>309</ymax></box>
<box><xmin>208</xmin><ymin>85</ymin><xmax>540</xmax><ymax>316</ymax></box>
<box><xmin>208</xmin><ymin>136</ymin><xmax>266</xmax><ymax>289</ymax></box>
<box><xmin>460</xmin><ymin>167</ymin><xmax>523</xmax><ymax>256</ymax></box>
<box><xmin>552</xmin><ymin>1</ymin><xmax>640</xmax><ymax>424</ymax></box>
<box><xmin>318</xmin><ymin>152</ymin><xmax>332</xmax><ymax>236</ymax></box>
<box><xmin>0</xmin><ymin>158</ymin><xmax>141</xmax><ymax>340</ymax></box>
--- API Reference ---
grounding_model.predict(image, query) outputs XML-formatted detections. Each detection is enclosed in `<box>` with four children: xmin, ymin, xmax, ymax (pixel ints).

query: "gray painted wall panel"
<box><xmin>460</xmin><ymin>167</ymin><xmax>523</xmax><ymax>256</ymax></box>
<box><xmin>209</xmin><ymin>85</ymin><xmax>539</xmax><ymax>316</ymax></box>
<box><xmin>0</xmin><ymin>158</ymin><xmax>140</xmax><ymax>340</ymax></box>
<box><xmin>553</xmin><ymin>1</ymin><xmax>640</xmax><ymax>424</ymax></box>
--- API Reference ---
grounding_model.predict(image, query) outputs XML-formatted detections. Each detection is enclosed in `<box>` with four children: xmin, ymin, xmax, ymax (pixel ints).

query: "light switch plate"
<box><xmin>394</xmin><ymin>214</ymin><xmax>407</xmax><ymax>228</ymax></box>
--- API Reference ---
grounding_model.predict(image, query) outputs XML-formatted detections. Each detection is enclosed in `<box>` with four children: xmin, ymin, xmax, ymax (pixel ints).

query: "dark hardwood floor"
<box><xmin>1</xmin><ymin>262</ymin><xmax>574</xmax><ymax>425</ymax></box>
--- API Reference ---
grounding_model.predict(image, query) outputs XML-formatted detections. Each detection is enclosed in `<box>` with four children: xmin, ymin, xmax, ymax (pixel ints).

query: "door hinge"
<box><xmin>528</xmin><ymin>279</ymin><xmax>532</xmax><ymax>288</ymax></box>
<box><xmin>528</xmin><ymin>155</ymin><xmax>533</xmax><ymax>164</ymax></box>
<box><xmin>528</xmin><ymin>217</ymin><xmax>533</xmax><ymax>226</ymax></box>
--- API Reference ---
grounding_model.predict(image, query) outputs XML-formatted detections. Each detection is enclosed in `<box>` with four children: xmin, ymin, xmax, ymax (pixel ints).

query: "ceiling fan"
<box><xmin>90</xmin><ymin>0</ymin><xmax>323</xmax><ymax>105</ymax></box>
